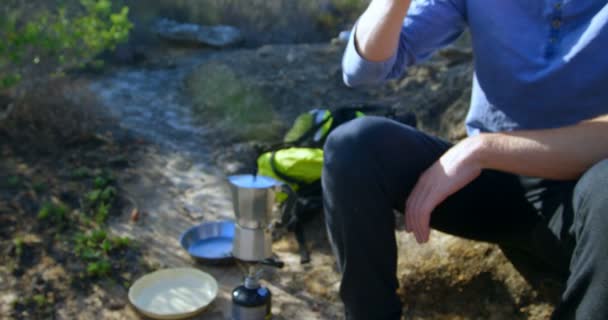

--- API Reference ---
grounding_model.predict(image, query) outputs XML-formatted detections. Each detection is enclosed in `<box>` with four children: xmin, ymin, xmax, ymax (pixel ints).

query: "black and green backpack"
<box><xmin>256</xmin><ymin>104</ymin><xmax>416</xmax><ymax>264</ymax></box>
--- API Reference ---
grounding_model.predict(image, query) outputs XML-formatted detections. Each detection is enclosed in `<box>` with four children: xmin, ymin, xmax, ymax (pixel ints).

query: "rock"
<box><xmin>154</xmin><ymin>18</ymin><xmax>243</xmax><ymax>48</ymax></box>
<box><xmin>0</xmin><ymin>292</ymin><xmax>17</xmax><ymax>316</ymax></box>
<box><xmin>183</xmin><ymin>204</ymin><xmax>203</xmax><ymax>219</ymax></box>
<box><xmin>286</xmin><ymin>51</ymin><xmax>297</xmax><ymax>64</ymax></box>
<box><xmin>169</xmin><ymin>158</ymin><xmax>193</xmax><ymax>172</ymax></box>
<box><xmin>256</xmin><ymin>45</ymin><xmax>274</xmax><ymax>58</ymax></box>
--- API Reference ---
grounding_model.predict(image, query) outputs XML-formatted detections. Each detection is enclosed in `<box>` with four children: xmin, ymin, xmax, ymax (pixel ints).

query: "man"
<box><xmin>322</xmin><ymin>1</ymin><xmax>608</xmax><ymax>319</ymax></box>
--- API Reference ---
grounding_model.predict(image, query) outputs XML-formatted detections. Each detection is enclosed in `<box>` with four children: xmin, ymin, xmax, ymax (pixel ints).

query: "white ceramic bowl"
<box><xmin>128</xmin><ymin>268</ymin><xmax>218</xmax><ymax>319</ymax></box>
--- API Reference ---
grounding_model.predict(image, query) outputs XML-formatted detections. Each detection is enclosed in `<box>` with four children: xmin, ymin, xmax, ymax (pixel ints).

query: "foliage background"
<box><xmin>0</xmin><ymin>0</ymin><xmax>132</xmax><ymax>91</ymax></box>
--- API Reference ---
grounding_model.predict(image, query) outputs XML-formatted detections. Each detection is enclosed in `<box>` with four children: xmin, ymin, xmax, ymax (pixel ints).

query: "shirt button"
<box><xmin>554</xmin><ymin>2</ymin><xmax>562</xmax><ymax>10</ymax></box>
<box><xmin>552</xmin><ymin>19</ymin><xmax>562</xmax><ymax>29</ymax></box>
<box><xmin>549</xmin><ymin>37</ymin><xmax>557</xmax><ymax>44</ymax></box>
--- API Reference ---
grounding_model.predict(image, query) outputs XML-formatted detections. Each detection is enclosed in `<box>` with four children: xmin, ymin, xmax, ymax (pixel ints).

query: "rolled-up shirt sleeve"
<box><xmin>342</xmin><ymin>0</ymin><xmax>468</xmax><ymax>88</ymax></box>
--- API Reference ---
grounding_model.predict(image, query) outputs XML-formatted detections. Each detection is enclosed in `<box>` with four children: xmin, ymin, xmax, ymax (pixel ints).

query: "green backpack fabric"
<box><xmin>256</xmin><ymin>104</ymin><xmax>416</xmax><ymax>264</ymax></box>
<box><xmin>257</xmin><ymin>147</ymin><xmax>323</xmax><ymax>203</ymax></box>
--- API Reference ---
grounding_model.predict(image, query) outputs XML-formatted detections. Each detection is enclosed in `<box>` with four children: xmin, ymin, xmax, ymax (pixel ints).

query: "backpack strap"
<box><xmin>255</xmin><ymin>114</ymin><xmax>332</xmax><ymax>157</ymax></box>
<box><xmin>287</xmin><ymin>114</ymin><xmax>333</xmax><ymax>147</ymax></box>
<box><xmin>279</xmin><ymin>183</ymin><xmax>313</xmax><ymax>264</ymax></box>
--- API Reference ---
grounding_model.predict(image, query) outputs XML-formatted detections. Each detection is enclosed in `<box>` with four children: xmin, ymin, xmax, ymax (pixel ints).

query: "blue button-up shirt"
<box><xmin>343</xmin><ymin>0</ymin><xmax>608</xmax><ymax>135</ymax></box>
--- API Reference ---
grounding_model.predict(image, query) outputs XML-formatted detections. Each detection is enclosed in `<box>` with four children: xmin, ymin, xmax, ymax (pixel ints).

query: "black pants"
<box><xmin>322</xmin><ymin>117</ymin><xmax>608</xmax><ymax>320</ymax></box>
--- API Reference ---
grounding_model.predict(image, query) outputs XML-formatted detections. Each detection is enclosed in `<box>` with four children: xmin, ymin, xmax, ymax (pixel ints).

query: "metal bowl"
<box><xmin>179</xmin><ymin>220</ymin><xmax>235</xmax><ymax>264</ymax></box>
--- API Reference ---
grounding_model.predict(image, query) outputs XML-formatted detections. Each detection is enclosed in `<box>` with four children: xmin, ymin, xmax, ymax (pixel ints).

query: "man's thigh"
<box><xmin>429</xmin><ymin>168</ymin><xmax>577</xmax><ymax>276</ymax></box>
<box><xmin>429</xmin><ymin>169</ymin><xmax>544</xmax><ymax>243</ymax></box>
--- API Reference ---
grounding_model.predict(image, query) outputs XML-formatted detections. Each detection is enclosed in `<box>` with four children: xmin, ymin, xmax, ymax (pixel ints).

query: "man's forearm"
<box><xmin>475</xmin><ymin>115</ymin><xmax>608</xmax><ymax>180</ymax></box>
<box><xmin>355</xmin><ymin>0</ymin><xmax>412</xmax><ymax>62</ymax></box>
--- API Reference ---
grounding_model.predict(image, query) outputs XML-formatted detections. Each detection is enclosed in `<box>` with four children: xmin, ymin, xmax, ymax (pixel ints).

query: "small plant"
<box><xmin>85</xmin><ymin>189</ymin><xmax>102</xmax><ymax>204</ymax></box>
<box><xmin>13</xmin><ymin>237</ymin><xmax>24</xmax><ymax>257</ymax></box>
<box><xmin>7</xmin><ymin>176</ymin><xmax>20</xmax><ymax>188</ymax></box>
<box><xmin>94</xmin><ymin>175</ymin><xmax>110</xmax><ymax>189</ymax></box>
<box><xmin>86</xmin><ymin>186</ymin><xmax>115</xmax><ymax>205</ymax></box>
<box><xmin>94</xmin><ymin>201</ymin><xmax>110</xmax><ymax>224</ymax></box>
<box><xmin>72</xmin><ymin>167</ymin><xmax>92</xmax><ymax>179</ymax></box>
<box><xmin>32</xmin><ymin>181</ymin><xmax>47</xmax><ymax>193</ymax></box>
<box><xmin>86</xmin><ymin>259</ymin><xmax>112</xmax><ymax>277</ymax></box>
<box><xmin>100</xmin><ymin>186</ymin><xmax>116</xmax><ymax>202</ymax></box>
<box><xmin>73</xmin><ymin>229</ymin><xmax>131</xmax><ymax>278</ymax></box>
<box><xmin>112</xmin><ymin>236</ymin><xmax>130</xmax><ymax>248</ymax></box>
<box><xmin>101</xmin><ymin>239</ymin><xmax>112</xmax><ymax>253</ymax></box>
<box><xmin>188</xmin><ymin>63</ymin><xmax>282</xmax><ymax>141</ymax></box>
<box><xmin>31</xmin><ymin>294</ymin><xmax>47</xmax><ymax>308</ymax></box>
<box><xmin>84</xmin><ymin>173</ymin><xmax>117</xmax><ymax>224</ymax></box>
<box><xmin>37</xmin><ymin>202</ymin><xmax>69</xmax><ymax>226</ymax></box>
<box><xmin>1</xmin><ymin>0</ymin><xmax>133</xmax><ymax>91</ymax></box>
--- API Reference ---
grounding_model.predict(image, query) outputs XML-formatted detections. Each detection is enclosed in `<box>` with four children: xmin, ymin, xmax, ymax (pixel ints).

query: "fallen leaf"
<box><xmin>130</xmin><ymin>208</ymin><xmax>140</xmax><ymax>222</ymax></box>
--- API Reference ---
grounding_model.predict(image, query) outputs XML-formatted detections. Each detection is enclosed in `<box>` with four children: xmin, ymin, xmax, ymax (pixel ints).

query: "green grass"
<box><xmin>86</xmin><ymin>259</ymin><xmax>112</xmax><ymax>277</ymax></box>
<box><xmin>37</xmin><ymin>202</ymin><xmax>69</xmax><ymax>226</ymax></box>
<box><xmin>72</xmin><ymin>167</ymin><xmax>93</xmax><ymax>179</ymax></box>
<box><xmin>31</xmin><ymin>294</ymin><xmax>47</xmax><ymax>308</ymax></box>
<box><xmin>74</xmin><ymin>229</ymin><xmax>131</xmax><ymax>278</ymax></box>
<box><xmin>94</xmin><ymin>175</ymin><xmax>111</xmax><ymax>189</ymax></box>
<box><xmin>187</xmin><ymin>63</ymin><xmax>282</xmax><ymax>141</ymax></box>
<box><xmin>84</xmin><ymin>174</ymin><xmax>117</xmax><ymax>224</ymax></box>
<box><xmin>32</xmin><ymin>181</ymin><xmax>47</xmax><ymax>193</ymax></box>
<box><xmin>7</xmin><ymin>175</ymin><xmax>21</xmax><ymax>188</ymax></box>
<box><xmin>13</xmin><ymin>237</ymin><xmax>24</xmax><ymax>257</ymax></box>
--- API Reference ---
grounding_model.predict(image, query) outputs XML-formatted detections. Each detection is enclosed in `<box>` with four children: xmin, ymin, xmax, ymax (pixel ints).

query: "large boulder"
<box><xmin>154</xmin><ymin>18</ymin><xmax>243</xmax><ymax>48</ymax></box>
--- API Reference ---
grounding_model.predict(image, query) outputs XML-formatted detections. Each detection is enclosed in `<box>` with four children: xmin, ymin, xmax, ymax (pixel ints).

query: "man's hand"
<box><xmin>404</xmin><ymin>114</ymin><xmax>608</xmax><ymax>244</ymax></box>
<box><xmin>405</xmin><ymin>136</ymin><xmax>484</xmax><ymax>243</ymax></box>
<box><xmin>355</xmin><ymin>0</ymin><xmax>412</xmax><ymax>62</ymax></box>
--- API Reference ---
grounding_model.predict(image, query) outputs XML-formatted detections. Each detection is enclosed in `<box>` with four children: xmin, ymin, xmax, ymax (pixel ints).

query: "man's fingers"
<box><xmin>406</xmin><ymin>185</ymin><xmax>423</xmax><ymax>238</ymax></box>
<box><xmin>405</xmin><ymin>186</ymin><xmax>418</xmax><ymax>233</ymax></box>
<box><xmin>413</xmin><ymin>183</ymin><xmax>433</xmax><ymax>243</ymax></box>
<box><xmin>415</xmin><ymin>206</ymin><xmax>427</xmax><ymax>243</ymax></box>
<box><xmin>405</xmin><ymin>203</ymin><xmax>415</xmax><ymax>233</ymax></box>
<box><xmin>420</xmin><ymin>211</ymin><xmax>431</xmax><ymax>243</ymax></box>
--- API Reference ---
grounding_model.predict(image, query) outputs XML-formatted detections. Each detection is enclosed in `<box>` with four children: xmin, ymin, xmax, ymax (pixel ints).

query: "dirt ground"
<box><xmin>1</xmin><ymin>39</ymin><xmax>560</xmax><ymax>319</ymax></box>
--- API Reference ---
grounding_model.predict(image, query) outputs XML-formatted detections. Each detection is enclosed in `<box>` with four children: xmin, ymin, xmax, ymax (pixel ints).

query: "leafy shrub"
<box><xmin>74</xmin><ymin>229</ymin><xmax>131</xmax><ymax>278</ymax></box>
<box><xmin>7</xmin><ymin>175</ymin><xmax>20</xmax><ymax>188</ymax></box>
<box><xmin>0</xmin><ymin>79</ymin><xmax>109</xmax><ymax>150</ymax></box>
<box><xmin>13</xmin><ymin>237</ymin><xmax>24</xmax><ymax>257</ymax></box>
<box><xmin>84</xmin><ymin>173</ymin><xmax>116</xmax><ymax>224</ymax></box>
<box><xmin>187</xmin><ymin>63</ymin><xmax>282</xmax><ymax>141</ymax></box>
<box><xmin>0</xmin><ymin>0</ymin><xmax>133</xmax><ymax>91</ymax></box>
<box><xmin>37</xmin><ymin>202</ymin><xmax>69</xmax><ymax>226</ymax></box>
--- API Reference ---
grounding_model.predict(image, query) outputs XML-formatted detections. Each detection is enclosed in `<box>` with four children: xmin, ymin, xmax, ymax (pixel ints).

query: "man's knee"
<box><xmin>323</xmin><ymin>116</ymin><xmax>416</xmax><ymax>175</ymax></box>
<box><xmin>325</xmin><ymin>117</ymin><xmax>390</xmax><ymax>156</ymax></box>
<box><xmin>574</xmin><ymin>159</ymin><xmax>608</xmax><ymax>208</ymax></box>
<box><xmin>573</xmin><ymin>159</ymin><xmax>608</xmax><ymax>232</ymax></box>
<box><xmin>324</xmin><ymin>117</ymin><xmax>385</xmax><ymax>179</ymax></box>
